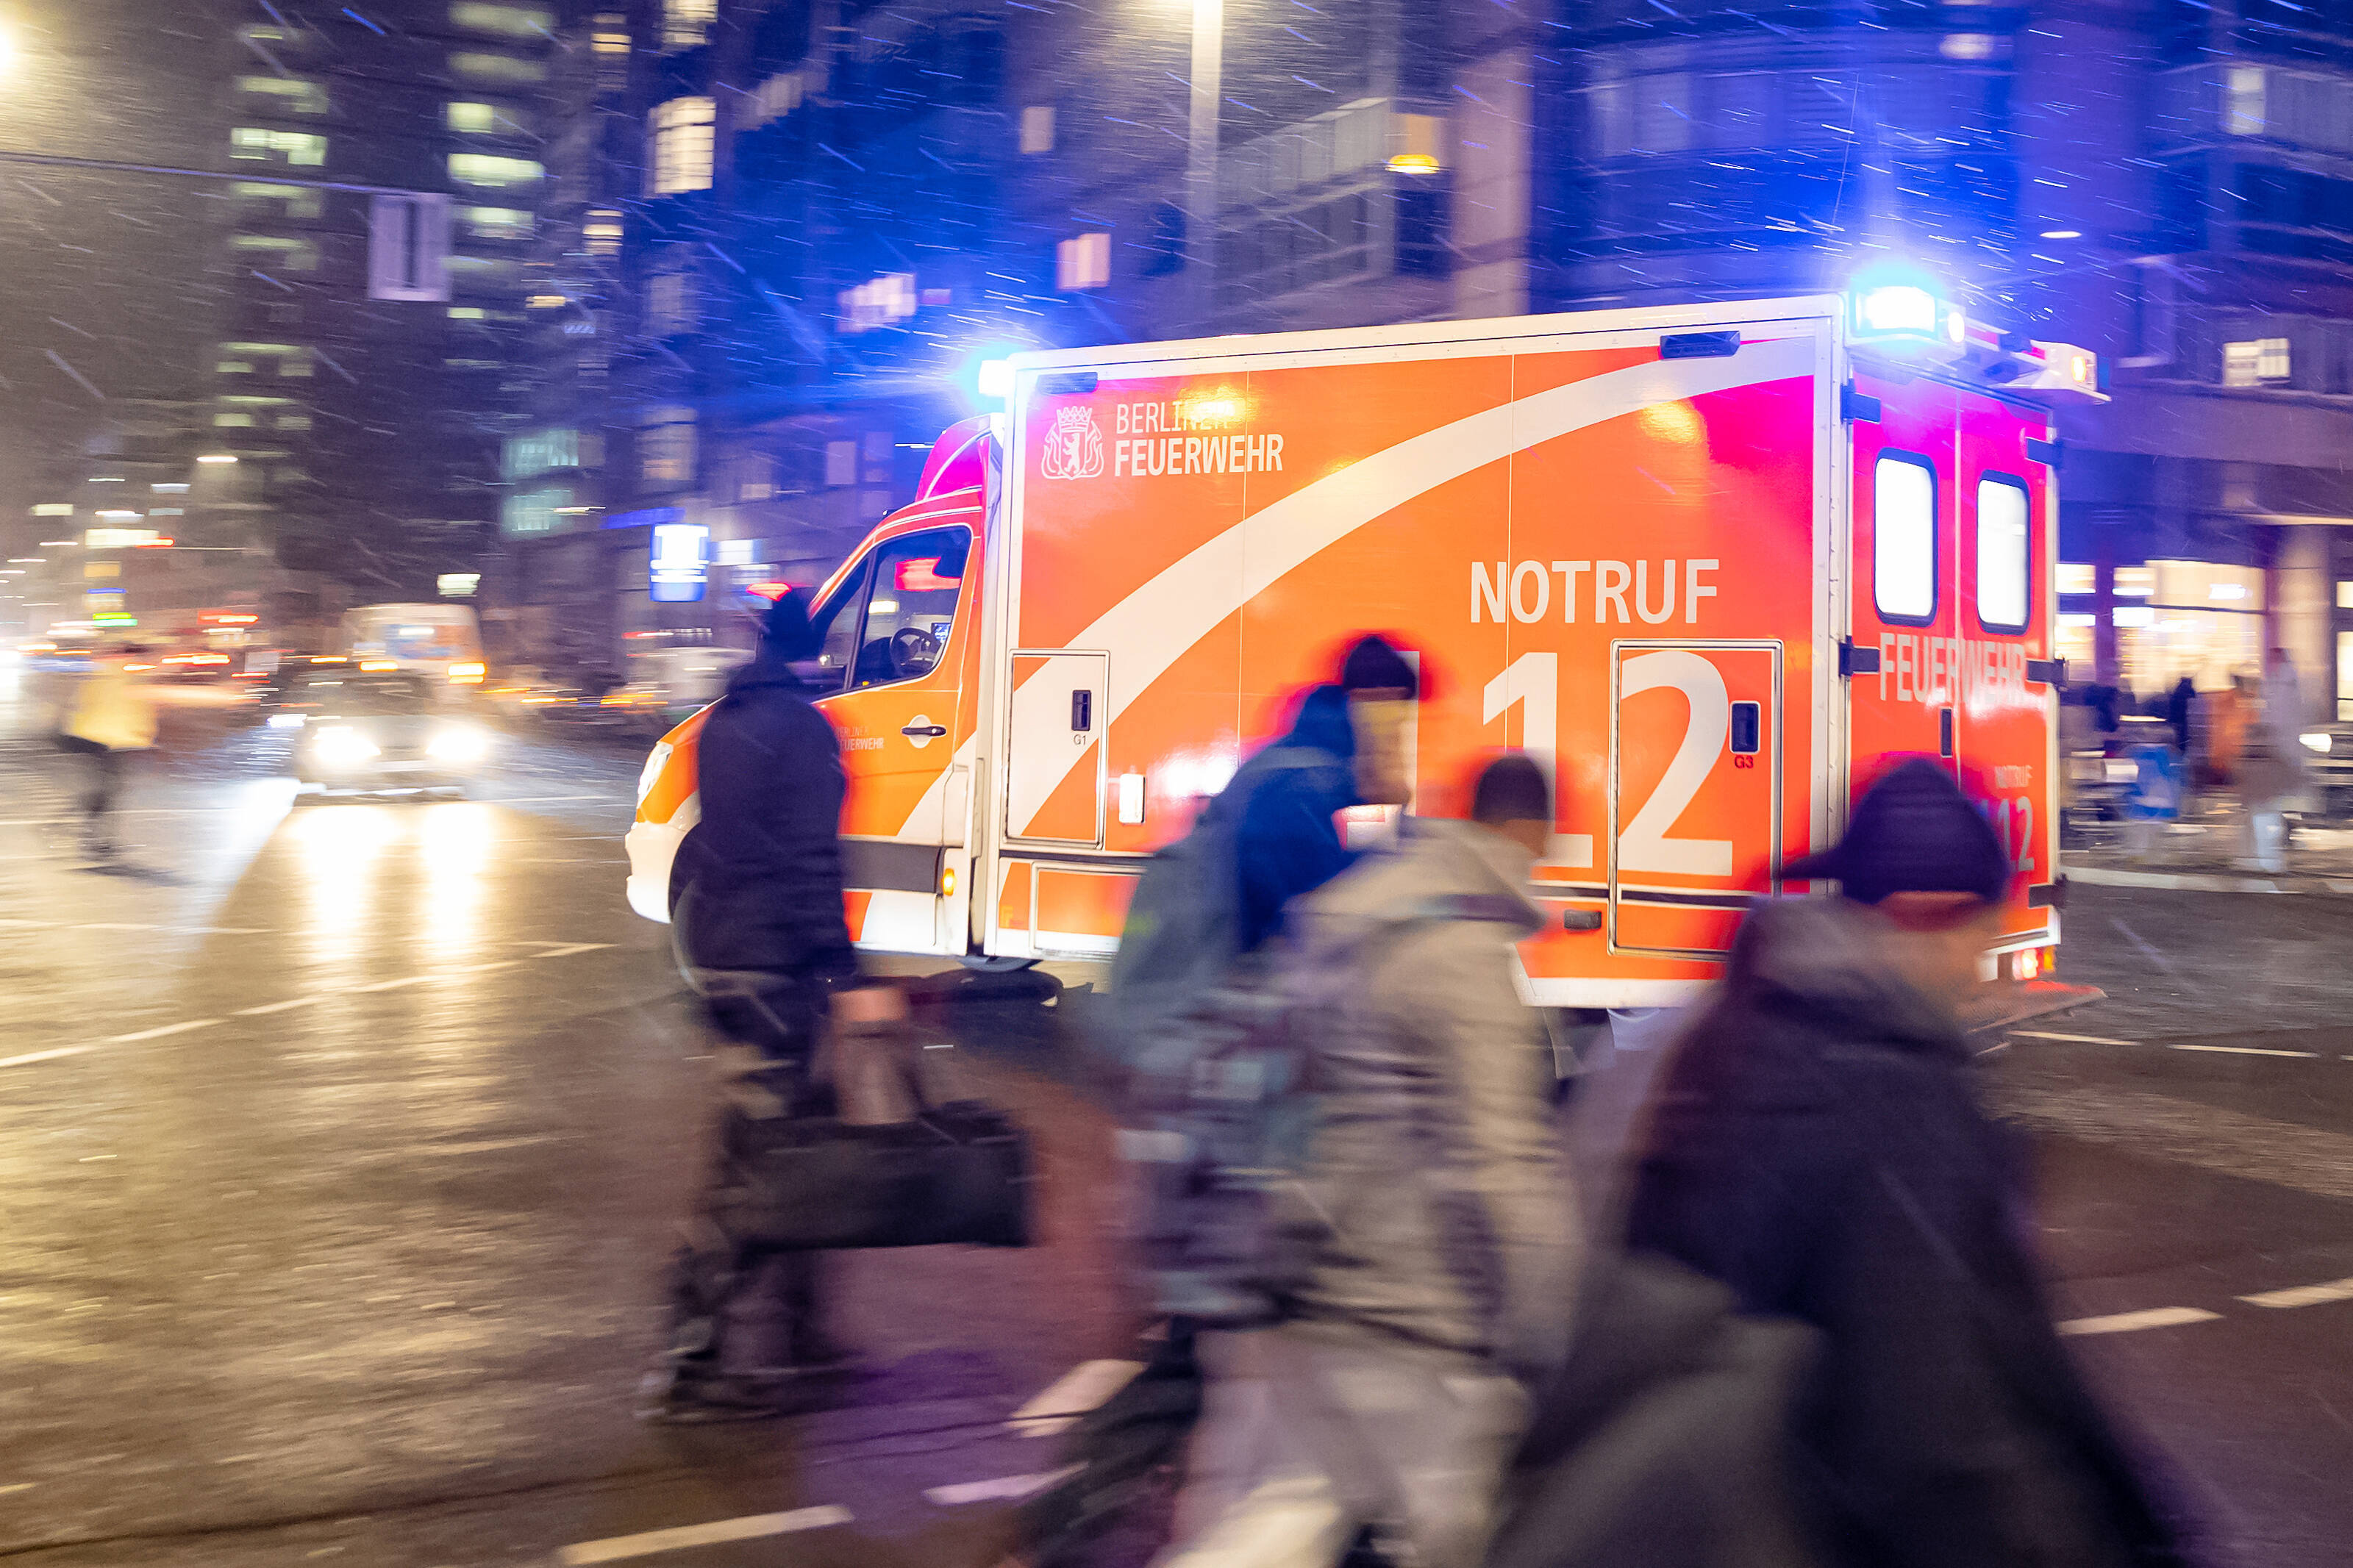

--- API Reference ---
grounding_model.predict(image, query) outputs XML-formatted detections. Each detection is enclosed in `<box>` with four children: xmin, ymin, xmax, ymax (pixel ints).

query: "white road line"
<box><xmin>554</xmin><ymin>1506</ymin><xmax>853</xmax><ymax>1564</ymax></box>
<box><xmin>0</xmin><ymin>1047</ymin><xmax>89</xmax><ymax>1070</ymax></box>
<box><xmin>2239</xmin><ymin>1276</ymin><xmax>2353</xmax><ymax>1309</ymax></box>
<box><xmin>235</xmin><ymin>997</ymin><xmax>321</xmax><ymax>1017</ymax></box>
<box><xmin>530</xmin><ymin>942</ymin><xmax>614</xmax><ymax>959</ymax></box>
<box><xmin>1008</xmin><ymin>1358</ymin><xmax>1146</xmax><ymax>1437</ymax></box>
<box><xmin>106</xmin><ymin>1019</ymin><xmax>221</xmax><ymax>1044</ymax></box>
<box><xmin>2057</xmin><ymin>1307</ymin><xmax>2221</xmax><ymax>1336</ymax></box>
<box><xmin>2168</xmin><ymin>1042</ymin><xmax>2318</xmax><ymax>1059</ymax></box>
<box><xmin>2009</xmin><ymin>1031</ymin><xmax>2139</xmax><ymax>1046</ymax></box>
<box><xmin>925</xmin><ymin>1467</ymin><xmax>1081</xmax><ymax>1507</ymax></box>
<box><xmin>354</xmin><ymin>975</ymin><xmax>431</xmax><ymax>993</ymax></box>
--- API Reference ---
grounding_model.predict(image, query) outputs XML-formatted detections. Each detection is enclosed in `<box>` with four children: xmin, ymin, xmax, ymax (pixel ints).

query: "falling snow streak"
<box><xmin>43</xmin><ymin>351</ymin><xmax>104</xmax><ymax>403</ymax></box>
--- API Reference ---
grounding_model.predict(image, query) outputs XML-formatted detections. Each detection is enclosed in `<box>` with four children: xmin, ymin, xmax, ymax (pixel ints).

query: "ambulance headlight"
<box><xmin>310</xmin><ymin>726</ymin><xmax>379</xmax><ymax>769</ymax></box>
<box><xmin>1855</xmin><ymin>284</ymin><xmax>1940</xmax><ymax>337</ymax></box>
<box><xmin>2302</xmin><ymin>731</ymin><xmax>2332</xmax><ymax>754</ymax></box>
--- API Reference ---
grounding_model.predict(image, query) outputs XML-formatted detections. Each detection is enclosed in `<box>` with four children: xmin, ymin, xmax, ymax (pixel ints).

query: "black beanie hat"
<box><xmin>1340</xmin><ymin>634</ymin><xmax>1418</xmax><ymax>698</ymax></box>
<box><xmin>762</xmin><ymin>589</ymin><xmax>821</xmax><ymax>659</ymax></box>
<box><xmin>1781</xmin><ymin>756</ymin><xmax>2013</xmax><ymax>906</ymax></box>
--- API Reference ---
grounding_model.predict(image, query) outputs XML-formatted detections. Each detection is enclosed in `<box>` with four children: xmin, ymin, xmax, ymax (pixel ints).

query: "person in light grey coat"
<box><xmin>1154</xmin><ymin>755</ymin><xmax>1580</xmax><ymax>1568</ymax></box>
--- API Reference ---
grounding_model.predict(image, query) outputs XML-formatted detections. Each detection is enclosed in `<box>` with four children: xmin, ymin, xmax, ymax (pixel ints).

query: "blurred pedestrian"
<box><xmin>1014</xmin><ymin>635</ymin><xmax>1424</xmax><ymax>1567</ymax></box>
<box><xmin>643</xmin><ymin>590</ymin><xmax>906</xmax><ymax>1422</ymax></box>
<box><xmin>2165</xmin><ymin>675</ymin><xmax>2196</xmax><ymax>756</ymax></box>
<box><xmin>1150</xmin><ymin>753</ymin><xmax>1579</xmax><ymax>1568</ymax></box>
<box><xmin>55</xmin><ymin>643</ymin><xmax>159</xmax><ymax>861</ymax></box>
<box><xmin>1626</xmin><ymin>757</ymin><xmax>2196</xmax><ymax>1568</ymax></box>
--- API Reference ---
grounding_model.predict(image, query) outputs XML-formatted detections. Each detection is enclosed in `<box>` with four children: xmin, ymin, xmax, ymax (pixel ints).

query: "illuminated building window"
<box><xmin>647</xmin><ymin>270</ymin><xmax>699</xmax><ymax>335</ymax></box>
<box><xmin>585</xmin><ymin>210</ymin><xmax>624</xmax><ymax>256</ymax></box>
<box><xmin>593</xmin><ymin>13</ymin><xmax>629</xmax><ymax>53</ymax></box>
<box><xmin>277</xmin><ymin>415</ymin><xmax>313</xmax><ymax>430</ymax></box>
<box><xmin>449</xmin><ymin>153</ymin><xmax>544</xmax><ymax>187</ymax></box>
<box><xmin>838</xmin><ymin>273</ymin><xmax>916</xmax><ymax>333</ymax></box>
<box><xmin>232</xmin><ymin>234</ymin><xmax>321</xmax><ymax>271</ymax></box>
<box><xmin>450</xmin><ymin>51</ymin><xmax>546</xmax><ymax>84</ymax></box>
<box><xmin>462</xmin><ymin>205</ymin><xmax>534</xmax><ymax>240</ymax></box>
<box><xmin>450</xmin><ymin>3</ymin><xmax>553</xmax><ymax>37</ymax></box>
<box><xmin>447</xmin><ymin>101</ymin><xmax>510</xmax><ymax>135</ymax></box>
<box><xmin>215</xmin><ymin>413</ymin><xmax>257</xmax><ymax>428</ymax></box>
<box><xmin>663</xmin><ymin>0</ymin><xmax>716</xmax><ymax>51</ymax></box>
<box><xmin>640</xmin><ymin>406</ymin><xmax>698</xmax><ymax>487</ymax></box>
<box><xmin>236</xmin><ymin>75</ymin><xmax>329</xmax><ymax>115</ymax></box>
<box><xmin>750</xmin><ymin>72</ymin><xmax>804</xmax><ymax>126</ymax></box>
<box><xmin>232</xmin><ymin>181</ymin><xmax>322</xmax><ymax>219</ymax></box>
<box><xmin>648</xmin><ymin>96</ymin><xmax>715</xmax><ymax>194</ymax></box>
<box><xmin>1020</xmin><ymin>104</ymin><xmax>1055</xmax><ymax>154</ymax></box>
<box><xmin>1057</xmin><ymin>232</ymin><xmax>1111</xmax><ymax>290</ymax></box>
<box><xmin>2223</xmin><ymin>337</ymin><xmax>2290</xmax><ymax>387</ymax></box>
<box><xmin>2226</xmin><ymin>63</ymin><xmax>2265</xmax><ymax>137</ymax></box>
<box><xmin>229</xmin><ymin>127</ymin><xmax>327</xmax><ymax>166</ymax></box>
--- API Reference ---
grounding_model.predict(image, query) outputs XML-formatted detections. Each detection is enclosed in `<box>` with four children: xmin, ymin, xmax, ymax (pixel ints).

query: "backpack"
<box><xmin>1121</xmin><ymin>886</ymin><xmax>1538</xmax><ymax>1329</ymax></box>
<box><xmin>1107</xmin><ymin>745</ymin><xmax>1341</xmax><ymax>1050</ymax></box>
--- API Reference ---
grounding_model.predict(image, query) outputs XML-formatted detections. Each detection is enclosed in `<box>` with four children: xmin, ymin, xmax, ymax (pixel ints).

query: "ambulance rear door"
<box><xmin>1954</xmin><ymin>390</ymin><xmax>2063</xmax><ymax>956</ymax></box>
<box><xmin>1844</xmin><ymin>373</ymin><xmax>1963</xmax><ymax>779</ymax></box>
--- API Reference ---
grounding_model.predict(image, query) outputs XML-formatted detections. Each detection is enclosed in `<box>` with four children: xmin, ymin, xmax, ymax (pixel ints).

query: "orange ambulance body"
<box><xmin>627</xmin><ymin>292</ymin><xmax>2099</xmax><ymax>1003</ymax></box>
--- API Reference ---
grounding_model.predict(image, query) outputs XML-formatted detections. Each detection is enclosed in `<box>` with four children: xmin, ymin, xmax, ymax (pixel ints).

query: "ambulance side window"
<box><xmin>1976</xmin><ymin>474</ymin><xmax>2031</xmax><ymax>633</ymax></box>
<box><xmin>851</xmin><ymin>526</ymin><xmax>971</xmax><ymax>691</ymax></box>
<box><xmin>807</xmin><ymin>557</ymin><xmax>873</xmax><ymax>695</ymax></box>
<box><xmin>1874</xmin><ymin>453</ymin><xmax>1938</xmax><ymax>624</ymax></box>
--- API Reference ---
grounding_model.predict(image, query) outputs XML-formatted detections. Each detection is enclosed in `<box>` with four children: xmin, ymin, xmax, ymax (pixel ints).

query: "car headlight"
<box><xmin>427</xmin><ymin>726</ymin><xmax>490</xmax><ymax>764</ymax></box>
<box><xmin>267</xmin><ymin>713</ymin><xmax>307</xmax><ymax>730</ymax></box>
<box><xmin>2302</xmin><ymin>731</ymin><xmax>2332</xmax><ymax>754</ymax></box>
<box><xmin>310</xmin><ymin>726</ymin><xmax>379</xmax><ymax>768</ymax></box>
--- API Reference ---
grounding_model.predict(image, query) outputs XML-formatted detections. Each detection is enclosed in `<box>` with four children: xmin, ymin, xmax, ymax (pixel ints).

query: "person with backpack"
<box><xmin>1007</xmin><ymin>636</ymin><xmax>1421</xmax><ymax>1567</ymax></box>
<box><xmin>1617</xmin><ymin>759</ymin><xmax>2197</xmax><ymax>1568</ymax></box>
<box><xmin>1149</xmin><ymin>753</ymin><xmax>1580</xmax><ymax>1568</ymax></box>
<box><xmin>642</xmin><ymin>590</ymin><xmax>906</xmax><ymax>1423</ymax></box>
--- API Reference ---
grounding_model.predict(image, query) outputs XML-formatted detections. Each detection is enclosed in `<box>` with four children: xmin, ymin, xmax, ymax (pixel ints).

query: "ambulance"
<box><xmin>629</xmin><ymin>288</ymin><xmax>2100</xmax><ymax>1005</ymax></box>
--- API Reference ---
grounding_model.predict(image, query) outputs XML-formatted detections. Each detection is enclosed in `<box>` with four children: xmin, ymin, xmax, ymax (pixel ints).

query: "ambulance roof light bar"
<box><xmin>1848</xmin><ymin>280</ymin><xmax>2107</xmax><ymax>404</ymax></box>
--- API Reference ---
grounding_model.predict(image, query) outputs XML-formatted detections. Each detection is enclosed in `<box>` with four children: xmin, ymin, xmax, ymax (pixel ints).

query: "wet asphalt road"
<box><xmin>3</xmin><ymin>679</ymin><xmax>2352</xmax><ymax>1567</ymax></box>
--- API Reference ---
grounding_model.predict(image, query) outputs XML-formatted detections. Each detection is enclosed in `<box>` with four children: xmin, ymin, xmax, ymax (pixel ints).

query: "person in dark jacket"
<box><xmin>2165</xmin><ymin>676</ymin><xmax>2196</xmax><ymax>757</ymax></box>
<box><xmin>1625</xmin><ymin>759</ymin><xmax>2196</xmax><ymax>1568</ymax></box>
<box><xmin>644</xmin><ymin>590</ymin><xmax>904</xmax><ymax>1423</ymax></box>
<box><xmin>1232</xmin><ymin>634</ymin><xmax>1420</xmax><ymax>952</ymax></box>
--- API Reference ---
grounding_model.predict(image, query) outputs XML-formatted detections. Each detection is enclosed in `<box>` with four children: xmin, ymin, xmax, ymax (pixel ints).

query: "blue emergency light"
<box><xmin>1852</xmin><ymin>284</ymin><xmax>1940</xmax><ymax>340</ymax></box>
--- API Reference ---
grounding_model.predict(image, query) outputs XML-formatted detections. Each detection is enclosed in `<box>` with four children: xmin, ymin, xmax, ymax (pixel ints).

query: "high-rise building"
<box><xmin>1531</xmin><ymin>0</ymin><xmax>2353</xmax><ymax>718</ymax></box>
<box><xmin>208</xmin><ymin>1</ymin><xmax>559</xmax><ymax>601</ymax></box>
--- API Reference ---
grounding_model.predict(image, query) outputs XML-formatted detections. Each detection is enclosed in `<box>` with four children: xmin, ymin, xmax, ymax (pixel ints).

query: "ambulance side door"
<box><xmin>1846</xmin><ymin>375</ymin><xmax>1961</xmax><ymax>784</ymax></box>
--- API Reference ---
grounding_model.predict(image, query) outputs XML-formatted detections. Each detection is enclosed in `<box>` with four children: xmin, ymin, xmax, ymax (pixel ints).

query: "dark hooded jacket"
<box><xmin>1232</xmin><ymin>683</ymin><xmax>1361</xmax><ymax>953</ymax></box>
<box><xmin>1625</xmin><ymin>898</ymin><xmax>2194</xmax><ymax>1568</ymax></box>
<box><xmin>668</xmin><ymin>653</ymin><xmax>859</xmax><ymax>987</ymax></box>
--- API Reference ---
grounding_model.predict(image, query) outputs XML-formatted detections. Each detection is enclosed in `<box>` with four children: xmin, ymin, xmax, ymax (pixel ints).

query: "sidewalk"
<box><xmin>2064</xmin><ymin>805</ymin><xmax>2353</xmax><ymax>896</ymax></box>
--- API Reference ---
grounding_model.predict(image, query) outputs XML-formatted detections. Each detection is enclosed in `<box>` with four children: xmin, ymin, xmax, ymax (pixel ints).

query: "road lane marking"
<box><xmin>2239</xmin><ymin>1276</ymin><xmax>2353</xmax><ymax>1309</ymax></box>
<box><xmin>554</xmin><ymin>1506</ymin><xmax>853</xmax><ymax>1564</ymax></box>
<box><xmin>1008</xmin><ymin>1358</ymin><xmax>1146</xmax><ymax>1437</ymax></box>
<box><xmin>0</xmin><ymin>1048</ymin><xmax>89</xmax><ymax>1070</ymax></box>
<box><xmin>354</xmin><ymin>976</ymin><xmax>432</xmax><ymax>993</ymax></box>
<box><xmin>2057</xmin><ymin>1307</ymin><xmax>2220</xmax><ymax>1336</ymax></box>
<box><xmin>530</xmin><ymin>942</ymin><xmax>614</xmax><ymax>959</ymax></box>
<box><xmin>235</xmin><ymin>998</ymin><xmax>320</xmax><ymax>1016</ymax></box>
<box><xmin>2009</xmin><ymin>1031</ymin><xmax>2139</xmax><ymax>1046</ymax></box>
<box><xmin>107</xmin><ymin>1019</ymin><xmax>221</xmax><ymax>1044</ymax></box>
<box><xmin>2168</xmin><ymin>1042</ymin><xmax>2318</xmax><ymax>1059</ymax></box>
<box><xmin>925</xmin><ymin>1467</ymin><xmax>1080</xmax><ymax>1506</ymax></box>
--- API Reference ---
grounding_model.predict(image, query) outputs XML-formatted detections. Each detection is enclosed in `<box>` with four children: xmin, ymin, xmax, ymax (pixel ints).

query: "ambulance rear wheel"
<box><xmin>958</xmin><ymin>956</ymin><xmax>1038</xmax><ymax>973</ymax></box>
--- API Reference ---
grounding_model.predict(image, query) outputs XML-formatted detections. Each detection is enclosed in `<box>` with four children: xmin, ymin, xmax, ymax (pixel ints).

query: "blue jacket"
<box><xmin>1233</xmin><ymin>684</ymin><xmax>1361</xmax><ymax>953</ymax></box>
<box><xmin>668</xmin><ymin>655</ymin><xmax>860</xmax><ymax>986</ymax></box>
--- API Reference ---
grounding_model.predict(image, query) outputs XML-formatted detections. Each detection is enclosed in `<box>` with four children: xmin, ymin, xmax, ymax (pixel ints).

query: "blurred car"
<box><xmin>280</xmin><ymin>667</ymin><xmax>493</xmax><ymax>796</ymax></box>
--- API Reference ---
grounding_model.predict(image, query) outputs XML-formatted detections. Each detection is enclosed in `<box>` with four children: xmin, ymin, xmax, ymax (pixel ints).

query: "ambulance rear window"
<box><xmin>1874</xmin><ymin>454</ymin><xmax>1937</xmax><ymax>624</ymax></box>
<box><xmin>1976</xmin><ymin>475</ymin><xmax>2030</xmax><ymax>633</ymax></box>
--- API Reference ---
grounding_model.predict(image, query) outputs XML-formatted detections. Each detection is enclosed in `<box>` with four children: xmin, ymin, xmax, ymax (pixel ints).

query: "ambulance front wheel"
<box><xmin>958</xmin><ymin>955</ymin><xmax>1038</xmax><ymax>973</ymax></box>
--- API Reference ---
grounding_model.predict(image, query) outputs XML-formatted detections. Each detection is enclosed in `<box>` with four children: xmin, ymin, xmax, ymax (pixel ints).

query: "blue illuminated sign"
<box><xmin>650</xmin><ymin>522</ymin><xmax>710</xmax><ymax>604</ymax></box>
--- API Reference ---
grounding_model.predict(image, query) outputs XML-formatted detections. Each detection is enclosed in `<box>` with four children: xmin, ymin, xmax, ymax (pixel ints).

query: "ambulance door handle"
<box><xmin>1940</xmin><ymin>707</ymin><xmax>1956</xmax><ymax>759</ymax></box>
<box><xmin>1071</xmin><ymin>690</ymin><xmax>1093</xmax><ymax>734</ymax></box>
<box><xmin>902</xmin><ymin>723</ymin><xmax>948</xmax><ymax>738</ymax></box>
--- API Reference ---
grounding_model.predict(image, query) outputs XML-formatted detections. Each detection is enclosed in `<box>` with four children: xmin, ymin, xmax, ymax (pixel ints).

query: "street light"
<box><xmin>1182</xmin><ymin>0</ymin><xmax>1223</xmax><ymax>328</ymax></box>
